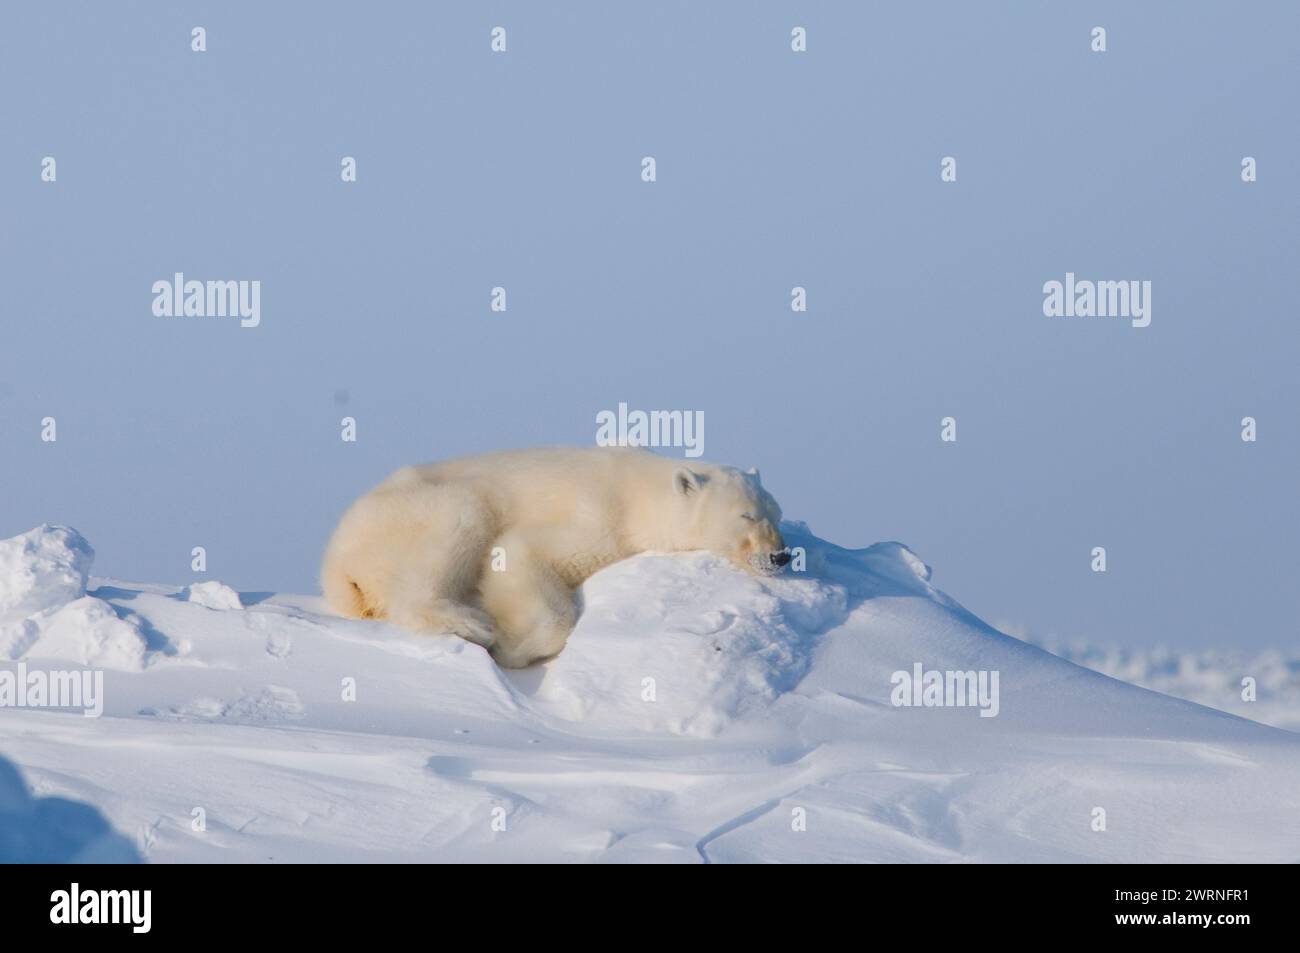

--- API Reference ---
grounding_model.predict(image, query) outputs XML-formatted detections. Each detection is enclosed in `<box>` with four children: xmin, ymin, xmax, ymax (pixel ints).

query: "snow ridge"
<box><xmin>1</xmin><ymin>523</ymin><xmax>1298</xmax><ymax>863</ymax></box>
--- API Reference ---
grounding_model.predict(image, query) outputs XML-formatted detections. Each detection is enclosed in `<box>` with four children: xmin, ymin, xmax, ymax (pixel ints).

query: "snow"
<box><xmin>181</xmin><ymin>581</ymin><xmax>243</xmax><ymax>612</ymax></box>
<box><xmin>0</xmin><ymin>755</ymin><xmax>141</xmax><ymax>863</ymax></box>
<box><xmin>0</xmin><ymin>524</ymin><xmax>94</xmax><ymax>625</ymax></box>
<box><xmin>1</xmin><ymin>523</ymin><xmax>1297</xmax><ymax>863</ymax></box>
<box><xmin>1010</xmin><ymin>636</ymin><xmax>1300</xmax><ymax>733</ymax></box>
<box><xmin>0</xmin><ymin>525</ymin><xmax>152</xmax><ymax>671</ymax></box>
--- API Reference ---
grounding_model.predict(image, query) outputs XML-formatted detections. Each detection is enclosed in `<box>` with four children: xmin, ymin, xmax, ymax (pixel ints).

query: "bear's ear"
<box><xmin>674</xmin><ymin>468</ymin><xmax>702</xmax><ymax>497</ymax></box>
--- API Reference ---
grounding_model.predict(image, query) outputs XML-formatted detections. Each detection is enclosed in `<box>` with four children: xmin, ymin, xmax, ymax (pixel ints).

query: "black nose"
<box><xmin>771</xmin><ymin>551</ymin><xmax>791</xmax><ymax>567</ymax></box>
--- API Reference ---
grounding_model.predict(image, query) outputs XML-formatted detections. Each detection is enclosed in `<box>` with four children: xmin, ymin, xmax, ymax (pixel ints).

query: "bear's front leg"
<box><xmin>479</xmin><ymin>533</ymin><xmax>578</xmax><ymax>668</ymax></box>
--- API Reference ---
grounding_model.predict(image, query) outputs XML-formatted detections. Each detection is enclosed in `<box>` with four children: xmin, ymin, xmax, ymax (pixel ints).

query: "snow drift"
<box><xmin>1</xmin><ymin>523</ymin><xmax>1297</xmax><ymax>863</ymax></box>
<box><xmin>0</xmin><ymin>753</ymin><xmax>140</xmax><ymax>863</ymax></box>
<box><xmin>1017</xmin><ymin>637</ymin><xmax>1300</xmax><ymax>733</ymax></box>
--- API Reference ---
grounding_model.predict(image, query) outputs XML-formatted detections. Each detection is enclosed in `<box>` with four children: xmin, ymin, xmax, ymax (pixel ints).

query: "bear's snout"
<box><xmin>770</xmin><ymin>551</ymin><xmax>792</xmax><ymax>568</ymax></box>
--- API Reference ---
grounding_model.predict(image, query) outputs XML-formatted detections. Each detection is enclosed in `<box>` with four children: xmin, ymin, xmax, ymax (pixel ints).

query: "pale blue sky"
<box><xmin>2</xmin><ymin>2</ymin><xmax>1297</xmax><ymax>649</ymax></box>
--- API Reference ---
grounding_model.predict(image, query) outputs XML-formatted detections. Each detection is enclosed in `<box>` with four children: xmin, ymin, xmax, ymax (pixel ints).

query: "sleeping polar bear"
<box><xmin>321</xmin><ymin>447</ymin><xmax>789</xmax><ymax>668</ymax></box>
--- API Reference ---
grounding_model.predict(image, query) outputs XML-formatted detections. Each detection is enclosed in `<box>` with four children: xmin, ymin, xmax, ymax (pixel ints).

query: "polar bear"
<box><xmin>321</xmin><ymin>447</ymin><xmax>789</xmax><ymax>668</ymax></box>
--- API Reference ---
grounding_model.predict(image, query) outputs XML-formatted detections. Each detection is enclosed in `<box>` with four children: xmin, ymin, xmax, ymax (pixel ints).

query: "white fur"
<box><xmin>321</xmin><ymin>447</ymin><xmax>786</xmax><ymax>667</ymax></box>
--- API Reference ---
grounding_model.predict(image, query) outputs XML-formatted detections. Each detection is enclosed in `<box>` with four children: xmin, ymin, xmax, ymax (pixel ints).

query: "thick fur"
<box><xmin>321</xmin><ymin>447</ymin><xmax>786</xmax><ymax>667</ymax></box>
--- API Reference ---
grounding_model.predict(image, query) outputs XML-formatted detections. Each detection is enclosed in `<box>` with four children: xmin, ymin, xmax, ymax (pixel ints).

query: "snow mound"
<box><xmin>530</xmin><ymin>548</ymin><xmax>847</xmax><ymax>735</ymax></box>
<box><xmin>1</xmin><ymin>522</ymin><xmax>1298</xmax><ymax>863</ymax></box>
<box><xmin>0</xmin><ymin>524</ymin><xmax>93</xmax><ymax>625</ymax></box>
<box><xmin>0</xmin><ymin>753</ymin><xmax>141</xmax><ymax>863</ymax></box>
<box><xmin>182</xmin><ymin>581</ymin><xmax>243</xmax><ymax>611</ymax></box>
<box><xmin>15</xmin><ymin>596</ymin><xmax>152</xmax><ymax>670</ymax></box>
<box><xmin>1017</xmin><ymin>638</ymin><xmax>1300</xmax><ymax>732</ymax></box>
<box><xmin>0</xmin><ymin>526</ymin><xmax>154</xmax><ymax>671</ymax></box>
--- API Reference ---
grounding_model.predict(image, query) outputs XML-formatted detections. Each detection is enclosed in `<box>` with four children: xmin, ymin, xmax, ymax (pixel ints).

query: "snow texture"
<box><xmin>0</xmin><ymin>754</ymin><xmax>141</xmax><ymax>863</ymax></box>
<box><xmin>1</xmin><ymin>523</ymin><xmax>1297</xmax><ymax>863</ymax></box>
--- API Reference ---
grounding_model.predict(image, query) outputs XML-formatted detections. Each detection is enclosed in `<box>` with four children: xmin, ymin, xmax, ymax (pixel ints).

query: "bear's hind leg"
<box><xmin>383</xmin><ymin>483</ymin><xmax>499</xmax><ymax>649</ymax></box>
<box><xmin>479</xmin><ymin>533</ymin><xmax>577</xmax><ymax>668</ymax></box>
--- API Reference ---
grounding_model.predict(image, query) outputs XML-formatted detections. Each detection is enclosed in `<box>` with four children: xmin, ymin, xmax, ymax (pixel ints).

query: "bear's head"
<box><xmin>672</xmin><ymin>465</ymin><xmax>789</xmax><ymax>575</ymax></box>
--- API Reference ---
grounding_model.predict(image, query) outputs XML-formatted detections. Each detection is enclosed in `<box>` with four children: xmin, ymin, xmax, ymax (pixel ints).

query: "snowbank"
<box><xmin>182</xmin><ymin>581</ymin><xmax>243</xmax><ymax>611</ymax></box>
<box><xmin>0</xmin><ymin>525</ymin><xmax>153</xmax><ymax>671</ymax></box>
<box><xmin>0</xmin><ymin>524</ymin><xmax>94</xmax><ymax>625</ymax></box>
<box><xmin>0</xmin><ymin>753</ymin><xmax>140</xmax><ymax>863</ymax></box>
<box><xmin>1016</xmin><ymin>637</ymin><xmax>1300</xmax><ymax>732</ymax></box>
<box><xmin>1</xmin><ymin>523</ymin><xmax>1297</xmax><ymax>863</ymax></box>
